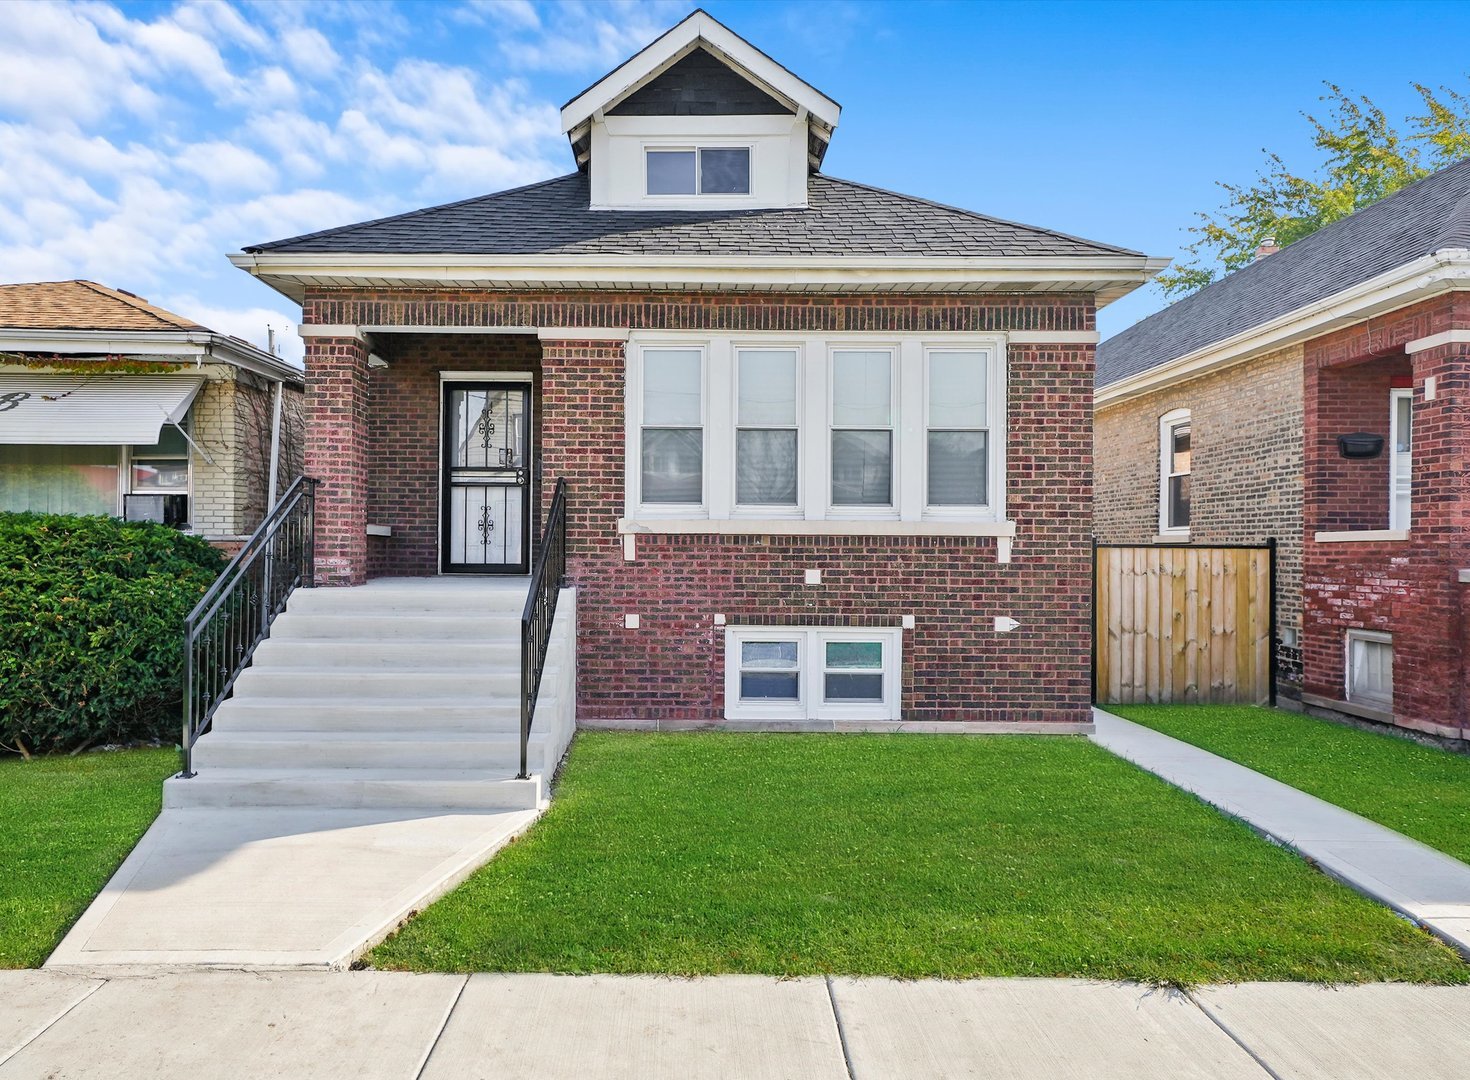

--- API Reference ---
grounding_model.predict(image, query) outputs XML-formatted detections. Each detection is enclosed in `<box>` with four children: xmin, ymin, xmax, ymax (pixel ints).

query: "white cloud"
<box><xmin>458</xmin><ymin>0</ymin><xmax>542</xmax><ymax>30</ymax></box>
<box><xmin>493</xmin><ymin>0</ymin><xmax>686</xmax><ymax>73</ymax></box>
<box><xmin>279</xmin><ymin>26</ymin><xmax>341</xmax><ymax>75</ymax></box>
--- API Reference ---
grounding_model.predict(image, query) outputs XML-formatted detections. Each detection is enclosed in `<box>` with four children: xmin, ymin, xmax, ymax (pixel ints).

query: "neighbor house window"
<box><xmin>830</xmin><ymin>349</ymin><xmax>895</xmax><ymax>508</ymax></box>
<box><xmin>735</xmin><ymin>348</ymin><xmax>799</xmax><ymax>507</ymax></box>
<box><xmin>0</xmin><ymin>444</ymin><xmax>120</xmax><ymax>516</ymax></box>
<box><xmin>646</xmin><ymin>146</ymin><xmax>751</xmax><ymax>196</ymax></box>
<box><xmin>1345</xmin><ymin>629</ymin><xmax>1393</xmax><ymax>711</ymax></box>
<box><xmin>1390</xmin><ymin>389</ymin><xmax>1412</xmax><ymax>531</ymax></box>
<box><xmin>926</xmin><ymin>349</ymin><xmax>989</xmax><ymax>507</ymax></box>
<box><xmin>725</xmin><ymin>626</ymin><xmax>901</xmax><ymax>721</ymax></box>
<box><xmin>125</xmin><ymin>425</ymin><xmax>191</xmax><ymax>526</ymax></box>
<box><xmin>639</xmin><ymin>348</ymin><xmax>704</xmax><ymax>505</ymax></box>
<box><xmin>1159</xmin><ymin>409</ymin><xmax>1191</xmax><ymax>533</ymax></box>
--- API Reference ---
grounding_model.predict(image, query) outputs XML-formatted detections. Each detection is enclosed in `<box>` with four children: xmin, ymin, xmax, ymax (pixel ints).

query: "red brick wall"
<box><xmin>365</xmin><ymin>333</ymin><xmax>543</xmax><ymax>577</ymax></box>
<box><xmin>304</xmin><ymin>335</ymin><xmax>369</xmax><ymax>586</ymax></box>
<box><xmin>304</xmin><ymin>289</ymin><xmax>1097</xmax><ymax>725</ymax></box>
<box><xmin>1302</xmin><ymin>296</ymin><xmax>1470</xmax><ymax>740</ymax></box>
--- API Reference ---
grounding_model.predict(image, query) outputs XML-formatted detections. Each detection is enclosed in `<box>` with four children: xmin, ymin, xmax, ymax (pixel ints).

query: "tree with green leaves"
<box><xmin>1157</xmin><ymin>83</ymin><xmax>1470</xmax><ymax>298</ymax></box>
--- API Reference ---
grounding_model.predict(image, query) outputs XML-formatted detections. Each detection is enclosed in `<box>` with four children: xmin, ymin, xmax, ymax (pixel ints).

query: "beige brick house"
<box><xmin>0</xmin><ymin>280</ymin><xmax>305</xmax><ymax>547</ymax></box>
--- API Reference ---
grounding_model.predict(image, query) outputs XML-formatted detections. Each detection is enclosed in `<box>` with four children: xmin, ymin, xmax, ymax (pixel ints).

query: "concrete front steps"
<box><xmin>164</xmin><ymin>578</ymin><xmax>577</xmax><ymax>813</ymax></box>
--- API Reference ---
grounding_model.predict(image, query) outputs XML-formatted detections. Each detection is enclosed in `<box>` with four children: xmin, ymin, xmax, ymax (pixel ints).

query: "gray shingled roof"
<box><xmin>1098</xmin><ymin>156</ymin><xmax>1470</xmax><ymax>387</ymax></box>
<box><xmin>244</xmin><ymin>172</ymin><xmax>1139</xmax><ymax>259</ymax></box>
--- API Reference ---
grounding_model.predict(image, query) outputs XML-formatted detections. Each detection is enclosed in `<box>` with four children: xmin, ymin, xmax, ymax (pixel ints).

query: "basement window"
<box><xmin>1345</xmin><ymin>629</ymin><xmax>1393</xmax><ymax>711</ymax></box>
<box><xmin>725</xmin><ymin>626</ymin><xmax>901</xmax><ymax>721</ymax></box>
<box><xmin>646</xmin><ymin>147</ymin><xmax>751</xmax><ymax>196</ymax></box>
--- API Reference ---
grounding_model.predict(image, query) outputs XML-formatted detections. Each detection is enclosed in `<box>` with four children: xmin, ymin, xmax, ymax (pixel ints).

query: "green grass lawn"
<box><xmin>1108</xmin><ymin>703</ymin><xmax>1470</xmax><ymax>866</ymax></box>
<box><xmin>0</xmin><ymin>747</ymin><xmax>177</xmax><ymax>967</ymax></box>
<box><xmin>370</xmin><ymin>732</ymin><xmax>1467</xmax><ymax>984</ymax></box>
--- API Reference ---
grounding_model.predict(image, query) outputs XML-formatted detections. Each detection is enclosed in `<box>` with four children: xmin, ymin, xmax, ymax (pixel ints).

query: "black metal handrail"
<box><xmin>519</xmin><ymin>477</ymin><xmax>568</xmax><ymax>779</ymax></box>
<box><xmin>180</xmin><ymin>476</ymin><xmax>319</xmax><ymax>777</ymax></box>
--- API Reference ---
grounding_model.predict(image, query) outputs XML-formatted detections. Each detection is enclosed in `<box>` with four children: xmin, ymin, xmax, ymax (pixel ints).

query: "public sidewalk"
<box><xmin>1092</xmin><ymin>707</ymin><xmax>1470</xmax><ymax>957</ymax></box>
<box><xmin>3</xmin><ymin>969</ymin><xmax>1469</xmax><ymax>1079</ymax></box>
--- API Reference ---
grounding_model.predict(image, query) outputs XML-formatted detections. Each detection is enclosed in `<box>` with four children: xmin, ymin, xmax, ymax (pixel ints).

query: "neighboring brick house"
<box><xmin>232</xmin><ymin>10</ymin><xmax>1162</xmax><ymax>730</ymax></box>
<box><xmin>0</xmin><ymin>280</ymin><xmax>305</xmax><ymax>547</ymax></box>
<box><xmin>1095</xmin><ymin>158</ymin><xmax>1470</xmax><ymax>743</ymax></box>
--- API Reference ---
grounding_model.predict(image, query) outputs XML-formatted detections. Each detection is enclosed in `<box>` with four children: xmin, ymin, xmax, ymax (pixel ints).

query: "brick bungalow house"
<box><xmin>228</xmin><ymin>9</ymin><xmax>1162</xmax><ymax>739</ymax></box>
<box><xmin>0</xmin><ymin>280</ymin><xmax>304</xmax><ymax>547</ymax></box>
<box><xmin>1095</xmin><ymin>157</ymin><xmax>1470</xmax><ymax>744</ymax></box>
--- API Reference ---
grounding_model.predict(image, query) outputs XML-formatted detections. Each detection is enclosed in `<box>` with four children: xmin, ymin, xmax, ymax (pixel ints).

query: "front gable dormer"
<box><xmin>560</xmin><ymin>9</ymin><xmax>840</xmax><ymax>211</ymax></box>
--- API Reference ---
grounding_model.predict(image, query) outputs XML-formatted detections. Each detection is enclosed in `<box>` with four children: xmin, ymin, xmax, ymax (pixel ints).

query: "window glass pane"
<box><xmin>1394</xmin><ymin>395</ymin><xmax>1412</xmax><ymax>453</ymax></box>
<box><xmin>699</xmin><ymin>147</ymin><xmax>750</xmax><ymax>194</ymax></box>
<box><xmin>1171</xmin><ymin>424</ymin><xmax>1191</xmax><ymax>474</ymax></box>
<box><xmin>736</xmin><ymin>429</ymin><xmax>797</xmax><ymax>505</ymax></box>
<box><xmin>132</xmin><ymin>459</ymin><xmax>188</xmax><ymax>492</ymax></box>
<box><xmin>1168</xmin><ymin>473</ymin><xmax>1190</xmax><ymax>529</ymax></box>
<box><xmin>742</xmin><ymin>672</ymin><xmax>800</xmax><ymax>700</ymax></box>
<box><xmin>0</xmin><ymin>444</ymin><xmax>118</xmax><ymax>515</ymax></box>
<box><xmin>825</xmin><ymin>641</ymin><xmax>882</xmax><ymax>669</ymax></box>
<box><xmin>643</xmin><ymin>349</ymin><xmax>702</xmax><ymax>426</ymax></box>
<box><xmin>641</xmin><ymin>428</ymin><xmax>702</xmax><ymax>503</ymax></box>
<box><xmin>647</xmin><ymin>150</ymin><xmax>696</xmax><ymax>194</ymax></box>
<box><xmin>927</xmin><ymin>431</ymin><xmax>987</xmax><ymax>506</ymax></box>
<box><xmin>825</xmin><ymin>672</ymin><xmax>883</xmax><ymax>702</ymax></box>
<box><xmin>928</xmin><ymin>351</ymin><xmax>987</xmax><ymax>429</ymax></box>
<box><xmin>831</xmin><ymin>430</ymin><xmax>892</xmax><ymax>505</ymax></box>
<box><xmin>741</xmin><ymin>641</ymin><xmax>799</xmax><ymax>669</ymax></box>
<box><xmin>132</xmin><ymin>425</ymin><xmax>189</xmax><ymax>457</ymax></box>
<box><xmin>831</xmin><ymin>351</ymin><xmax>892</xmax><ymax>426</ymax></box>
<box><xmin>737</xmin><ymin>350</ymin><xmax>798</xmax><ymax>426</ymax></box>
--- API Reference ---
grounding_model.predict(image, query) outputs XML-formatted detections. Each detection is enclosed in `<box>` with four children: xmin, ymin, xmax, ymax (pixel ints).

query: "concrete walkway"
<box><xmin>45</xmin><ymin>807</ymin><xmax>538</xmax><ymax>969</ymax></box>
<box><xmin>1092</xmin><ymin>707</ymin><xmax>1470</xmax><ymax>957</ymax></box>
<box><xmin>2</xmin><ymin>970</ymin><xmax>1467</xmax><ymax>1079</ymax></box>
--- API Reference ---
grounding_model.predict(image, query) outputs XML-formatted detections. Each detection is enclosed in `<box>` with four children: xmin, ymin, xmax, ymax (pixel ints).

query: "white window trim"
<box><xmin>724</xmin><ymin>625</ymin><xmax>902</xmax><ymax>721</ymax></box>
<box><xmin>625</xmin><ymin>332</ymin><xmax>1009</xmax><ymax>528</ymax></box>
<box><xmin>922</xmin><ymin>344</ymin><xmax>1005</xmax><ymax>518</ymax></box>
<box><xmin>1158</xmin><ymin>408</ymin><xmax>1191</xmax><ymax>537</ymax></box>
<box><xmin>827</xmin><ymin>343</ymin><xmax>900</xmax><ymax>520</ymax></box>
<box><xmin>643</xmin><ymin>143</ymin><xmax>755</xmax><ymax>200</ymax></box>
<box><xmin>1389</xmin><ymin>387</ymin><xmax>1412</xmax><ymax>532</ymax></box>
<box><xmin>1344</xmin><ymin>628</ymin><xmax>1393</xmax><ymax>710</ymax></box>
<box><xmin>732</xmin><ymin>344</ymin><xmax>804</xmax><ymax>518</ymax></box>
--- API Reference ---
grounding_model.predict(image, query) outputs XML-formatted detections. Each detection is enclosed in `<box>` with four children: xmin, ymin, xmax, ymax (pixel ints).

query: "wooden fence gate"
<box><xmin>1093</xmin><ymin>542</ymin><xmax>1276</xmax><ymax>706</ymax></box>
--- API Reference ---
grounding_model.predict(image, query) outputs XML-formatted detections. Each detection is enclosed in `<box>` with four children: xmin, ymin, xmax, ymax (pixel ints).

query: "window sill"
<box><xmin>1301</xmin><ymin>692</ymin><xmax>1393</xmax><ymax>725</ymax></box>
<box><xmin>1153</xmin><ymin>532</ymin><xmax>1190</xmax><ymax>544</ymax></box>
<box><xmin>1313</xmin><ymin>529</ymin><xmax>1409</xmax><ymax>543</ymax></box>
<box><xmin>618</xmin><ymin>517</ymin><xmax>1016</xmax><ymax>538</ymax></box>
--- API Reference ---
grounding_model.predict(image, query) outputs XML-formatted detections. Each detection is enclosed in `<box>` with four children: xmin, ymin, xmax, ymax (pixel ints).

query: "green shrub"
<box><xmin>0</xmin><ymin>513</ymin><xmax>224</xmax><ymax>753</ymax></box>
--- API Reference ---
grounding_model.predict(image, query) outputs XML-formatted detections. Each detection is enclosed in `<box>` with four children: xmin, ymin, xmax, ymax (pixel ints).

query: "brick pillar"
<box><xmin>305</xmin><ymin>335</ymin><xmax>370</xmax><ymax>586</ymax></box>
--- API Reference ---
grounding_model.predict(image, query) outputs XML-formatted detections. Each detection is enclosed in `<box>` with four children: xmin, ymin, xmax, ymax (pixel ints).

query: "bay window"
<box><xmin>628</xmin><ymin>334</ymin><xmax>1007</xmax><ymax>524</ymax></box>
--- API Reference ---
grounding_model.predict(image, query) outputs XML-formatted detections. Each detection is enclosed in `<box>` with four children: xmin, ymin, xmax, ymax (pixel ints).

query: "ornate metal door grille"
<box><xmin>442</xmin><ymin>382</ymin><xmax>532</xmax><ymax>573</ymax></box>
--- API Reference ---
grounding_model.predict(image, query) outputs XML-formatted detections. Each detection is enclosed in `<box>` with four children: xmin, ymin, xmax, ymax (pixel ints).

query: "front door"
<box><xmin>442</xmin><ymin>382</ymin><xmax>531</xmax><ymax>574</ymax></box>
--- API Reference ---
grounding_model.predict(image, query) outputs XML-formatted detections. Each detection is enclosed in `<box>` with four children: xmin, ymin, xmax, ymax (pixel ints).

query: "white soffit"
<box><xmin>0</xmin><ymin>373</ymin><xmax>204</xmax><ymax>444</ymax></box>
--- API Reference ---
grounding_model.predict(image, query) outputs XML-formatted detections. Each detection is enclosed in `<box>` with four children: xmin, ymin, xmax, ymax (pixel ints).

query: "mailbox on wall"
<box><xmin>1337</xmin><ymin>432</ymin><xmax>1385</xmax><ymax>459</ymax></box>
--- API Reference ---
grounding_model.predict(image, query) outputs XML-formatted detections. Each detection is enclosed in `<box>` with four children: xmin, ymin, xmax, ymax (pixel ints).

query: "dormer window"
<box><xmin>646</xmin><ymin>147</ymin><xmax>752</xmax><ymax>196</ymax></box>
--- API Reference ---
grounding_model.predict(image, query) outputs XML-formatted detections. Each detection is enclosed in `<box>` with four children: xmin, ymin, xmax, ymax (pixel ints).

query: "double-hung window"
<box><xmin>725</xmin><ymin>626</ymin><xmax>901</xmax><ymax>720</ymax></box>
<box><xmin>830</xmin><ymin>349</ymin><xmax>895</xmax><ymax>508</ymax></box>
<box><xmin>1390</xmin><ymin>389</ymin><xmax>1412</xmax><ymax>531</ymax></box>
<box><xmin>1159</xmin><ymin>409</ymin><xmax>1191</xmax><ymax>534</ymax></box>
<box><xmin>926</xmin><ymin>349</ymin><xmax>990</xmax><ymax>508</ymax></box>
<box><xmin>639</xmin><ymin>347</ymin><xmax>704</xmax><ymax>507</ymax></box>
<box><xmin>735</xmin><ymin>348</ymin><xmax>799</xmax><ymax>508</ymax></box>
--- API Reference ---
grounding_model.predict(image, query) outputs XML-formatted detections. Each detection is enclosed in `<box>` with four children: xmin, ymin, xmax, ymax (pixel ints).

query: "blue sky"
<box><xmin>2</xmin><ymin>0</ymin><xmax>1467</xmax><ymax>362</ymax></box>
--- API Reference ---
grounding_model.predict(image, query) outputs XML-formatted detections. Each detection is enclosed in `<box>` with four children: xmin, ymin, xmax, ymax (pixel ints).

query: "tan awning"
<box><xmin>0</xmin><ymin>374</ymin><xmax>204</xmax><ymax>445</ymax></box>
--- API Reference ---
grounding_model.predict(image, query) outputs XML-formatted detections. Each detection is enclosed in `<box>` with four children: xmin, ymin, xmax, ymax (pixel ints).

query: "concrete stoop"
<box><xmin>165</xmin><ymin>578</ymin><xmax>571</xmax><ymax>812</ymax></box>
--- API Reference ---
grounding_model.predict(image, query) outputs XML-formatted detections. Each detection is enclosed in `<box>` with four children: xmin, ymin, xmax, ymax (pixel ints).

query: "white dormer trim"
<box><xmin>560</xmin><ymin>10</ymin><xmax>841</xmax><ymax>138</ymax></box>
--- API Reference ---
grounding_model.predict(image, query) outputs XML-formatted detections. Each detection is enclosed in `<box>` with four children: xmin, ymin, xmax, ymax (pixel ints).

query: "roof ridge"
<box><xmin>246</xmin><ymin>174</ymin><xmax>581</xmax><ymax>253</ymax></box>
<box><xmin>73</xmin><ymin>280</ymin><xmax>202</xmax><ymax>330</ymax></box>
<box><xmin>816</xmin><ymin>175</ymin><xmax>1141</xmax><ymax>257</ymax></box>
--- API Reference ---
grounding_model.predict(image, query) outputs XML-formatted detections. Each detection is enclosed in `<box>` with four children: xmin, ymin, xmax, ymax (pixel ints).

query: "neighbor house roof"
<box><xmin>0</xmin><ymin>280</ymin><xmax>207</xmax><ymax>332</ymax></box>
<box><xmin>244</xmin><ymin>172</ymin><xmax>1141</xmax><ymax>259</ymax></box>
<box><xmin>1098</xmin><ymin>156</ymin><xmax>1470</xmax><ymax>389</ymax></box>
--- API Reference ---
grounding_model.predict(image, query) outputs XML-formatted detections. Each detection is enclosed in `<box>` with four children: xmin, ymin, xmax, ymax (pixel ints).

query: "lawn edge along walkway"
<box><xmin>1091</xmin><ymin>707</ymin><xmax>1470</xmax><ymax>959</ymax></box>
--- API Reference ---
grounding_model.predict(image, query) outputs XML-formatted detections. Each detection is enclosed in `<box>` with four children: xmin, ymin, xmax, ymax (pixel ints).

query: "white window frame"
<box><xmin>628</xmin><ymin>343</ymin><xmax>708</xmax><ymax>516</ymax></box>
<box><xmin>1389</xmin><ymin>388</ymin><xmax>1412</xmax><ymax>532</ymax></box>
<box><xmin>922</xmin><ymin>345</ymin><xmax>1004</xmax><ymax>517</ymax></box>
<box><xmin>1159</xmin><ymin>408</ymin><xmax>1191</xmax><ymax>536</ymax></box>
<box><xmin>724</xmin><ymin>625</ymin><xmax>902</xmax><ymax>722</ymax></box>
<box><xmin>827</xmin><ymin>344</ymin><xmax>900</xmax><ymax>519</ymax></box>
<box><xmin>643</xmin><ymin>144</ymin><xmax>754</xmax><ymax>198</ymax></box>
<box><xmin>624</xmin><ymin>332</ymin><xmax>1009</xmax><ymax>528</ymax></box>
<box><xmin>732</xmin><ymin>345</ymin><xmax>803</xmax><ymax>517</ymax></box>
<box><xmin>1345</xmin><ymin>628</ymin><xmax>1393</xmax><ymax>710</ymax></box>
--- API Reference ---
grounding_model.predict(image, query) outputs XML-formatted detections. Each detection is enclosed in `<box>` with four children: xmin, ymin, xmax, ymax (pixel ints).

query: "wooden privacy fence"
<box><xmin>1094</xmin><ymin>542</ymin><xmax>1276</xmax><ymax>706</ymax></box>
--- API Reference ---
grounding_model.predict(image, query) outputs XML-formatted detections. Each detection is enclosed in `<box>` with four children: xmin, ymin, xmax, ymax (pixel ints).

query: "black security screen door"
<box><xmin>442</xmin><ymin>382</ymin><xmax>531</xmax><ymax>574</ymax></box>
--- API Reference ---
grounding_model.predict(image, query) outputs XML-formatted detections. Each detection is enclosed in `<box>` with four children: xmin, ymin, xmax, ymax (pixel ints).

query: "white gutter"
<box><xmin>0</xmin><ymin>326</ymin><xmax>303</xmax><ymax>385</ymax></box>
<box><xmin>1096</xmin><ymin>249</ymin><xmax>1470</xmax><ymax>408</ymax></box>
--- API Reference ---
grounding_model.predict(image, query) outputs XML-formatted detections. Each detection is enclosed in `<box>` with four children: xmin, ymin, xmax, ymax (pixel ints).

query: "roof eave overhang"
<box><xmin>1095</xmin><ymin>248</ymin><xmax>1470</xmax><ymax>408</ymax></box>
<box><xmin>229</xmin><ymin>252</ymin><xmax>1168</xmax><ymax>307</ymax></box>
<box><xmin>0</xmin><ymin>326</ymin><xmax>303</xmax><ymax>384</ymax></box>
